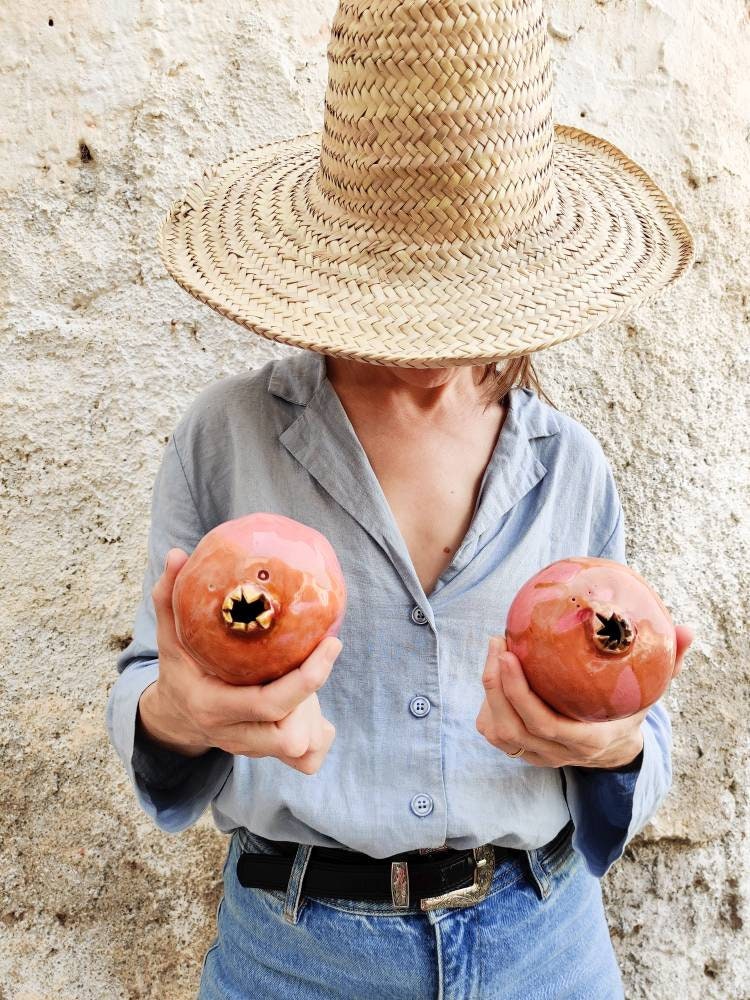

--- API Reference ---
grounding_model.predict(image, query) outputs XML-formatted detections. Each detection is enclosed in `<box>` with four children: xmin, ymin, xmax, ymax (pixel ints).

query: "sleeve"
<box><xmin>104</xmin><ymin>432</ymin><xmax>234</xmax><ymax>833</ymax></box>
<box><xmin>560</xmin><ymin>457</ymin><xmax>674</xmax><ymax>878</ymax></box>
<box><xmin>131</xmin><ymin>715</ymin><xmax>225</xmax><ymax>791</ymax></box>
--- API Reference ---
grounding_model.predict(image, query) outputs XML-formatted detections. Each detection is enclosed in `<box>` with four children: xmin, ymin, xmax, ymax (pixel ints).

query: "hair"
<box><xmin>475</xmin><ymin>356</ymin><xmax>555</xmax><ymax>411</ymax></box>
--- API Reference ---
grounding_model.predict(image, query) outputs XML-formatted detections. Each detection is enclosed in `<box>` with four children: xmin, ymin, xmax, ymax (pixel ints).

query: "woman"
<box><xmin>112</xmin><ymin>348</ymin><xmax>692</xmax><ymax>997</ymax></box>
<box><xmin>107</xmin><ymin>2</ymin><xmax>694</xmax><ymax>996</ymax></box>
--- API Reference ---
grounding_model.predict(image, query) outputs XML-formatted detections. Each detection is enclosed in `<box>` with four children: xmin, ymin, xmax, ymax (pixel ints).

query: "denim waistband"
<box><xmin>234</xmin><ymin>819</ymin><xmax>577</xmax><ymax>923</ymax></box>
<box><xmin>533</xmin><ymin>818</ymin><xmax>575</xmax><ymax>872</ymax></box>
<box><xmin>241</xmin><ymin>819</ymin><xmax>574</xmax><ymax>868</ymax></box>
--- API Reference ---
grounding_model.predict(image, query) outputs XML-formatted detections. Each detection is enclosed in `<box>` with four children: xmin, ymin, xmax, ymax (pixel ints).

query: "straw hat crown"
<box><xmin>158</xmin><ymin>0</ymin><xmax>694</xmax><ymax>367</ymax></box>
<box><xmin>316</xmin><ymin>0</ymin><xmax>556</xmax><ymax>248</ymax></box>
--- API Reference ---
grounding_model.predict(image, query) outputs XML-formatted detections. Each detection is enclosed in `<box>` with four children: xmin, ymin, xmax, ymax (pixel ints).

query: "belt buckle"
<box><xmin>417</xmin><ymin>844</ymin><xmax>496</xmax><ymax>912</ymax></box>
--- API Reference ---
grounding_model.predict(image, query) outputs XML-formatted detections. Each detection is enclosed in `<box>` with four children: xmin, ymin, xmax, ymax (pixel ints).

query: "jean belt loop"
<box><xmin>524</xmin><ymin>845</ymin><xmax>551</xmax><ymax>902</ymax></box>
<box><xmin>282</xmin><ymin>843</ymin><xmax>314</xmax><ymax>924</ymax></box>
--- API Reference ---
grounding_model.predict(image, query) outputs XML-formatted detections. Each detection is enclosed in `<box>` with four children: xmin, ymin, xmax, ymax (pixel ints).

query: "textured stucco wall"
<box><xmin>1</xmin><ymin>1</ymin><xmax>748</xmax><ymax>997</ymax></box>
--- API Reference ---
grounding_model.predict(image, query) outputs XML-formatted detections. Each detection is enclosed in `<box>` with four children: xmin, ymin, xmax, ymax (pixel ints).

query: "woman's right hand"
<box><xmin>136</xmin><ymin>548</ymin><xmax>341</xmax><ymax>775</ymax></box>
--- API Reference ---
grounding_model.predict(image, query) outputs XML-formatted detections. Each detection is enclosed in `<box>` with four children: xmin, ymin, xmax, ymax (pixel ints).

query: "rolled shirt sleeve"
<box><xmin>561</xmin><ymin>457</ymin><xmax>674</xmax><ymax>878</ymax></box>
<box><xmin>105</xmin><ymin>432</ymin><xmax>233</xmax><ymax>833</ymax></box>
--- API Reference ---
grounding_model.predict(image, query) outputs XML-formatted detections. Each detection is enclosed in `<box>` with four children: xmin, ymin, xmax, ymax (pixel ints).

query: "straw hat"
<box><xmin>157</xmin><ymin>0</ymin><xmax>694</xmax><ymax>369</ymax></box>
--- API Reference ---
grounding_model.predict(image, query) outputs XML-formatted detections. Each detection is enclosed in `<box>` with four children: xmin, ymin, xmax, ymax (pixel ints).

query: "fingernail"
<box><xmin>163</xmin><ymin>551</ymin><xmax>170</xmax><ymax>572</ymax></box>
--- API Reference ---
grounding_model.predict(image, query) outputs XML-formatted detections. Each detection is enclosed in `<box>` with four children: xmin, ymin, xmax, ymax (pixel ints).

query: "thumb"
<box><xmin>153</xmin><ymin>548</ymin><xmax>191</xmax><ymax>651</ymax></box>
<box><xmin>672</xmin><ymin>624</ymin><xmax>695</xmax><ymax>678</ymax></box>
<box><xmin>675</xmin><ymin>624</ymin><xmax>694</xmax><ymax>655</ymax></box>
<box><xmin>151</xmin><ymin>548</ymin><xmax>189</xmax><ymax>614</ymax></box>
<box><xmin>156</xmin><ymin>547</ymin><xmax>190</xmax><ymax>599</ymax></box>
<box><xmin>163</xmin><ymin>546</ymin><xmax>189</xmax><ymax>574</ymax></box>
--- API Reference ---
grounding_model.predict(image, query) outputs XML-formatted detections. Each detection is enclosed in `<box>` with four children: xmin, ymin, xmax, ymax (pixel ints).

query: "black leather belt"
<box><xmin>236</xmin><ymin>822</ymin><xmax>574</xmax><ymax>912</ymax></box>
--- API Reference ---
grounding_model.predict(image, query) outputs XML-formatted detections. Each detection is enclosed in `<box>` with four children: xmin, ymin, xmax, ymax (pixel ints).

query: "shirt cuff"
<box><xmin>105</xmin><ymin>660</ymin><xmax>234</xmax><ymax>833</ymax></box>
<box><xmin>132</xmin><ymin>716</ymin><xmax>222</xmax><ymax>791</ymax></box>
<box><xmin>562</xmin><ymin>713</ymin><xmax>668</xmax><ymax>878</ymax></box>
<box><xmin>575</xmin><ymin>744</ymin><xmax>644</xmax><ymax>775</ymax></box>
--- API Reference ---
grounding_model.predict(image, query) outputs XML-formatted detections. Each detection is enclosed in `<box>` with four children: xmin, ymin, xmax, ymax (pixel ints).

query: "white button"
<box><xmin>410</xmin><ymin>793</ymin><xmax>434</xmax><ymax>817</ymax></box>
<box><xmin>409</xmin><ymin>695</ymin><xmax>431</xmax><ymax>718</ymax></box>
<box><xmin>411</xmin><ymin>606</ymin><xmax>428</xmax><ymax>625</ymax></box>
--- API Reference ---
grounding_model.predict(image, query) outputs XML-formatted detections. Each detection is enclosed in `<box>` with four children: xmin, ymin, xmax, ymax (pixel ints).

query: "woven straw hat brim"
<box><xmin>157</xmin><ymin>123</ymin><xmax>694</xmax><ymax>368</ymax></box>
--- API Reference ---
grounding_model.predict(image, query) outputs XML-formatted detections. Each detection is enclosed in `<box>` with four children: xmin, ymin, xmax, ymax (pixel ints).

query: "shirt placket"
<box><xmin>276</xmin><ymin>364</ymin><xmax>548</xmax><ymax>849</ymax></box>
<box><xmin>277</xmin><ymin>376</ymin><xmax>453</xmax><ymax>842</ymax></box>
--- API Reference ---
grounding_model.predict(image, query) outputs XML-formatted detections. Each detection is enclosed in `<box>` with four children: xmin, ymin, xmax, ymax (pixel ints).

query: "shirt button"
<box><xmin>410</xmin><ymin>793</ymin><xmax>434</xmax><ymax>817</ymax></box>
<box><xmin>410</xmin><ymin>606</ymin><xmax>428</xmax><ymax>625</ymax></box>
<box><xmin>409</xmin><ymin>695</ymin><xmax>431</xmax><ymax>718</ymax></box>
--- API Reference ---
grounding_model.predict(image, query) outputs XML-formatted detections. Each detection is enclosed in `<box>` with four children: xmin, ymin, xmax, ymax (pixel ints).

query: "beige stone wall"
<box><xmin>1</xmin><ymin>1</ymin><xmax>747</xmax><ymax>996</ymax></box>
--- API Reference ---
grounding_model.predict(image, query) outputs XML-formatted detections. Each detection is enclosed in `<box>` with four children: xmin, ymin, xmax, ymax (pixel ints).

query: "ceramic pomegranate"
<box><xmin>505</xmin><ymin>557</ymin><xmax>676</xmax><ymax>722</ymax></box>
<box><xmin>172</xmin><ymin>512</ymin><xmax>347</xmax><ymax>685</ymax></box>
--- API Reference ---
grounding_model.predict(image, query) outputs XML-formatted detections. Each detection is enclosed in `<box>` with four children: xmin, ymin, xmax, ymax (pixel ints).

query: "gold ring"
<box><xmin>506</xmin><ymin>745</ymin><xmax>526</xmax><ymax>758</ymax></box>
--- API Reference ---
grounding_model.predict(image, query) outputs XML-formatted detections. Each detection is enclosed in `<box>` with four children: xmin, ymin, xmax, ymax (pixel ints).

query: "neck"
<box><xmin>325</xmin><ymin>356</ymin><xmax>497</xmax><ymax>418</ymax></box>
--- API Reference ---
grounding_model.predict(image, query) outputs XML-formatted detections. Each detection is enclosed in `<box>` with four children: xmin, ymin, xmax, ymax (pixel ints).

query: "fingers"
<box><xmin>486</xmin><ymin>638</ymin><xmax>575</xmax><ymax>748</ymax></box>
<box><xmin>176</xmin><ymin>635</ymin><xmax>342</xmax><ymax>735</ymax></box>
<box><xmin>198</xmin><ymin>635</ymin><xmax>343</xmax><ymax>727</ymax></box>
<box><xmin>475</xmin><ymin>736</ymin><xmax>549</xmax><ymax>767</ymax></box>
<box><xmin>477</xmin><ymin>638</ymin><xmax>571</xmax><ymax>758</ymax></box>
<box><xmin>148</xmin><ymin>551</ymin><xmax>341</xmax><ymax>772</ymax></box>
<box><xmin>499</xmin><ymin>639</ymin><xmax>655</xmax><ymax>753</ymax></box>
<box><xmin>495</xmin><ymin>628</ymin><xmax>687</xmax><ymax>756</ymax></box>
<box><xmin>217</xmin><ymin>695</ymin><xmax>336</xmax><ymax>774</ymax></box>
<box><xmin>275</xmin><ymin>713</ymin><xmax>337</xmax><ymax>775</ymax></box>
<box><xmin>249</xmin><ymin>636</ymin><xmax>343</xmax><ymax>721</ymax></box>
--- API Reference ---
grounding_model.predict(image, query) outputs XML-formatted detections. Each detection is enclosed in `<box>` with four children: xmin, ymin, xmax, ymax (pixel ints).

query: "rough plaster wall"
<box><xmin>1</xmin><ymin>0</ymin><xmax>747</xmax><ymax>996</ymax></box>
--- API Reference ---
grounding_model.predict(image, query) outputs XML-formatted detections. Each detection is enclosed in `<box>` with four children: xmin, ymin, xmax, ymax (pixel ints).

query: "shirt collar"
<box><xmin>267</xmin><ymin>349</ymin><xmax>327</xmax><ymax>406</ymax></box>
<box><xmin>267</xmin><ymin>349</ymin><xmax>560</xmax><ymax>440</ymax></box>
<box><xmin>270</xmin><ymin>349</ymin><xmax>559</xmax><ymax>609</ymax></box>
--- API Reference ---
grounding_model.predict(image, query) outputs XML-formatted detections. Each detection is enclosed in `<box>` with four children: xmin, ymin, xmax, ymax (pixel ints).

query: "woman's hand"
<box><xmin>137</xmin><ymin>547</ymin><xmax>341</xmax><ymax>775</ymax></box>
<box><xmin>475</xmin><ymin>629</ymin><xmax>694</xmax><ymax>769</ymax></box>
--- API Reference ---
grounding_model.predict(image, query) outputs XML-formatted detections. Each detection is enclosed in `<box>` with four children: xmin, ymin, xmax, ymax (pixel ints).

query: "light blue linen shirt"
<box><xmin>106</xmin><ymin>349</ymin><xmax>672</xmax><ymax>877</ymax></box>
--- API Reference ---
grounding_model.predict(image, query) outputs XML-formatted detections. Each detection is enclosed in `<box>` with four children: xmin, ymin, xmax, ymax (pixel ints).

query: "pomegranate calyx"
<box><xmin>221</xmin><ymin>583</ymin><xmax>275</xmax><ymax>633</ymax></box>
<box><xmin>591</xmin><ymin>610</ymin><xmax>634</xmax><ymax>654</ymax></box>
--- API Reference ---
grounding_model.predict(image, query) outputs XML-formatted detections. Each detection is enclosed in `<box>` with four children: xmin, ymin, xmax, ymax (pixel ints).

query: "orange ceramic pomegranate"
<box><xmin>505</xmin><ymin>557</ymin><xmax>676</xmax><ymax>722</ymax></box>
<box><xmin>172</xmin><ymin>512</ymin><xmax>347</xmax><ymax>685</ymax></box>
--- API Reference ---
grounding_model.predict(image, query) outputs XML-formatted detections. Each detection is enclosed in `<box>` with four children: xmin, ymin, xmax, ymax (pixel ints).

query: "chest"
<box><xmin>351</xmin><ymin>412</ymin><xmax>505</xmax><ymax>597</ymax></box>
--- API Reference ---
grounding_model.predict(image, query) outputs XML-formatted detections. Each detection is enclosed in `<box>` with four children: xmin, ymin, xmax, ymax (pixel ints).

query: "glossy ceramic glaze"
<box><xmin>505</xmin><ymin>557</ymin><xmax>676</xmax><ymax>722</ymax></box>
<box><xmin>172</xmin><ymin>513</ymin><xmax>347</xmax><ymax>685</ymax></box>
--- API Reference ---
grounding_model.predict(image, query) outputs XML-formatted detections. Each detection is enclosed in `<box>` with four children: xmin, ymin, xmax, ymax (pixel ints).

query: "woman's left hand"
<box><xmin>475</xmin><ymin>628</ymin><xmax>694</xmax><ymax>769</ymax></box>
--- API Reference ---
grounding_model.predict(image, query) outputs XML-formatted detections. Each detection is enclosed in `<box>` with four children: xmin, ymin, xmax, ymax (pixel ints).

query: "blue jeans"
<box><xmin>198</xmin><ymin>825</ymin><xmax>625</xmax><ymax>999</ymax></box>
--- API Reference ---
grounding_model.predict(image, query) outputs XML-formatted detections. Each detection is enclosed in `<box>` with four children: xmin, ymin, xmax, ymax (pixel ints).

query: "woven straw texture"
<box><xmin>158</xmin><ymin>0</ymin><xmax>694</xmax><ymax>368</ymax></box>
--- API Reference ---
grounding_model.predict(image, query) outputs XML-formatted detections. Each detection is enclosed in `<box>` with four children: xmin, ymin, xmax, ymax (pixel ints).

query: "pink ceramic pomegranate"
<box><xmin>172</xmin><ymin>513</ymin><xmax>347</xmax><ymax>685</ymax></box>
<box><xmin>505</xmin><ymin>557</ymin><xmax>676</xmax><ymax>722</ymax></box>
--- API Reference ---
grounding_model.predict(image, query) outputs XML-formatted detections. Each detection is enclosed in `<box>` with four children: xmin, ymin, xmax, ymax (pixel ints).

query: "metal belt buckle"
<box><xmin>390</xmin><ymin>844</ymin><xmax>496</xmax><ymax>912</ymax></box>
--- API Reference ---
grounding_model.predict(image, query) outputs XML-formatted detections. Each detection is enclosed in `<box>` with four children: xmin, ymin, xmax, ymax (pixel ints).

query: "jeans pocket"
<box><xmin>200</xmin><ymin>839</ymin><xmax>235</xmax><ymax>982</ymax></box>
<box><xmin>199</xmin><ymin>895</ymin><xmax>225</xmax><ymax>981</ymax></box>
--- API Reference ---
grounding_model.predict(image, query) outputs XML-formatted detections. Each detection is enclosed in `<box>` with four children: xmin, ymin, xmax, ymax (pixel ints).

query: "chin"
<box><xmin>386</xmin><ymin>366</ymin><xmax>457</xmax><ymax>387</ymax></box>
